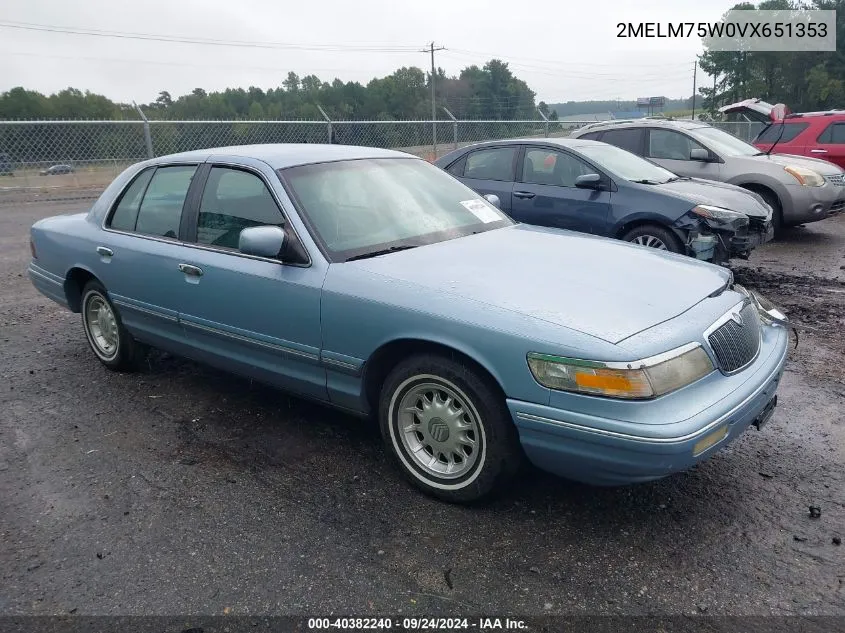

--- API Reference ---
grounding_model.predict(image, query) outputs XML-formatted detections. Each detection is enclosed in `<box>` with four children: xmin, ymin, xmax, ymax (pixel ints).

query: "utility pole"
<box><xmin>424</xmin><ymin>41</ymin><xmax>446</xmax><ymax>159</ymax></box>
<box><xmin>712</xmin><ymin>72</ymin><xmax>718</xmax><ymax>115</ymax></box>
<box><xmin>691</xmin><ymin>61</ymin><xmax>697</xmax><ymax>120</ymax></box>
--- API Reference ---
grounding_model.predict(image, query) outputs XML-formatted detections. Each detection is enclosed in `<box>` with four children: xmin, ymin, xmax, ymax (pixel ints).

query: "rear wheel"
<box><xmin>81</xmin><ymin>280</ymin><xmax>145</xmax><ymax>371</ymax></box>
<box><xmin>622</xmin><ymin>224</ymin><xmax>683</xmax><ymax>254</ymax></box>
<box><xmin>378</xmin><ymin>353</ymin><xmax>522</xmax><ymax>503</ymax></box>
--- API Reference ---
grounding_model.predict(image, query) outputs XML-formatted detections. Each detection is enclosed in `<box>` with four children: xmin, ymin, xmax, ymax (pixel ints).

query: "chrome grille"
<box><xmin>825</xmin><ymin>174</ymin><xmax>845</xmax><ymax>186</ymax></box>
<box><xmin>707</xmin><ymin>303</ymin><xmax>762</xmax><ymax>374</ymax></box>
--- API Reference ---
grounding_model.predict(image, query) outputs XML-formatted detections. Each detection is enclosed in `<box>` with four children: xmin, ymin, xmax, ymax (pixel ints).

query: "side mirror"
<box><xmin>483</xmin><ymin>194</ymin><xmax>501</xmax><ymax>208</ymax></box>
<box><xmin>690</xmin><ymin>148</ymin><xmax>710</xmax><ymax>162</ymax></box>
<box><xmin>239</xmin><ymin>225</ymin><xmax>286</xmax><ymax>259</ymax></box>
<box><xmin>574</xmin><ymin>173</ymin><xmax>602</xmax><ymax>189</ymax></box>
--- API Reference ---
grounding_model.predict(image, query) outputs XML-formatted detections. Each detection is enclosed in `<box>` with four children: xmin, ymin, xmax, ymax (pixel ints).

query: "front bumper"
<box><xmin>782</xmin><ymin>183</ymin><xmax>840</xmax><ymax>225</ymax></box>
<box><xmin>508</xmin><ymin>324</ymin><xmax>789</xmax><ymax>486</ymax></box>
<box><xmin>675</xmin><ymin>213</ymin><xmax>772</xmax><ymax>264</ymax></box>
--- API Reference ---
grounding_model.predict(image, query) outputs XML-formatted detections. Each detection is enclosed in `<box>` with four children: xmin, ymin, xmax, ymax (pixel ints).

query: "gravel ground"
<box><xmin>1</xmin><ymin>202</ymin><xmax>843</xmax><ymax>617</ymax></box>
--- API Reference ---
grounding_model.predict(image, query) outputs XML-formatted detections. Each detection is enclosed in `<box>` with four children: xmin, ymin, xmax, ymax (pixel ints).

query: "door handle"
<box><xmin>513</xmin><ymin>191</ymin><xmax>536</xmax><ymax>199</ymax></box>
<box><xmin>96</xmin><ymin>246</ymin><xmax>113</xmax><ymax>257</ymax></box>
<box><xmin>810</xmin><ymin>149</ymin><xmax>828</xmax><ymax>153</ymax></box>
<box><xmin>178</xmin><ymin>263</ymin><xmax>203</xmax><ymax>277</ymax></box>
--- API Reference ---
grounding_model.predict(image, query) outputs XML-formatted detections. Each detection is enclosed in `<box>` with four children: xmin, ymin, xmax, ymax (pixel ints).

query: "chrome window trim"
<box><xmin>527</xmin><ymin>341</ymin><xmax>704</xmax><ymax>372</ymax></box>
<box><xmin>196</xmin><ymin>160</ymin><xmax>313</xmax><ymax>267</ymax></box>
<box><xmin>702</xmin><ymin>298</ymin><xmax>762</xmax><ymax>376</ymax></box>
<box><xmin>101</xmin><ymin>163</ymin><xmax>196</xmax><ymax>234</ymax></box>
<box><xmin>99</xmin><ymin>160</ymin><xmax>313</xmax><ymax>268</ymax></box>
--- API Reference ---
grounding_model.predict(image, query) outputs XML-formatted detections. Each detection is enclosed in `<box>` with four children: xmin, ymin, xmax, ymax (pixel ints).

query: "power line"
<box><xmin>447</xmin><ymin>47</ymin><xmax>695</xmax><ymax>69</ymax></box>
<box><xmin>0</xmin><ymin>20</ymin><xmax>422</xmax><ymax>53</ymax></box>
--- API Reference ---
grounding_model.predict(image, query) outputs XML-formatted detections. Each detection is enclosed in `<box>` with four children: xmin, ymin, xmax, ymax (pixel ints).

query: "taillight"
<box><xmin>30</xmin><ymin>239</ymin><xmax>37</xmax><ymax>259</ymax></box>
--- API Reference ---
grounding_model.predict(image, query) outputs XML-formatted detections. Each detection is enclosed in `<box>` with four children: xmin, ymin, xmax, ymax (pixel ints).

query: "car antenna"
<box><xmin>765</xmin><ymin>121</ymin><xmax>786</xmax><ymax>156</ymax></box>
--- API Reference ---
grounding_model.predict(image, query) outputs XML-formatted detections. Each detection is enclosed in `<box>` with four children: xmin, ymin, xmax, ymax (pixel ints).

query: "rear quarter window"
<box><xmin>598</xmin><ymin>128</ymin><xmax>644</xmax><ymax>154</ymax></box>
<box><xmin>108</xmin><ymin>168</ymin><xmax>155</xmax><ymax>232</ymax></box>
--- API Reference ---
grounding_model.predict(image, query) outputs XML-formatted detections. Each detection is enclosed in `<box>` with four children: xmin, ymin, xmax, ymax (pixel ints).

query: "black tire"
<box><xmin>621</xmin><ymin>223</ymin><xmax>684</xmax><ymax>254</ymax></box>
<box><xmin>755</xmin><ymin>188</ymin><xmax>785</xmax><ymax>236</ymax></box>
<box><xmin>378</xmin><ymin>353</ymin><xmax>523</xmax><ymax>503</ymax></box>
<box><xmin>80</xmin><ymin>280</ymin><xmax>146</xmax><ymax>372</ymax></box>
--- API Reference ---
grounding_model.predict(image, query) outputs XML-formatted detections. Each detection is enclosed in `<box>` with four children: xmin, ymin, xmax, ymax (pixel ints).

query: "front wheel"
<box><xmin>81</xmin><ymin>280</ymin><xmax>145</xmax><ymax>371</ymax></box>
<box><xmin>378</xmin><ymin>354</ymin><xmax>522</xmax><ymax>503</ymax></box>
<box><xmin>622</xmin><ymin>224</ymin><xmax>683</xmax><ymax>254</ymax></box>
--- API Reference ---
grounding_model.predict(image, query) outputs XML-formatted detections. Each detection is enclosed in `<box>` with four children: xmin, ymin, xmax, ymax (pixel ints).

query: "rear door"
<box><xmin>645</xmin><ymin>128</ymin><xmax>723</xmax><ymax>180</ymax></box>
<box><xmin>99</xmin><ymin>163</ymin><xmax>202</xmax><ymax>349</ymax></box>
<box><xmin>812</xmin><ymin>121</ymin><xmax>845</xmax><ymax>168</ymax></box>
<box><xmin>509</xmin><ymin>145</ymin><xmax>612</xmax><ymax>235</ymax></box>
<box><xmin>454</xmin><ymin>146</ymin><xmax>518</xmax><ymax>211</ymax></box>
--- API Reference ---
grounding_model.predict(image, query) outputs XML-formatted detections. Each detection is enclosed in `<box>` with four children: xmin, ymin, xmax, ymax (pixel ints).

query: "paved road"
<box><xmin>1</xmin><ymin>202</ymin><xmax>843</xmax><ymax>617</ymax></box>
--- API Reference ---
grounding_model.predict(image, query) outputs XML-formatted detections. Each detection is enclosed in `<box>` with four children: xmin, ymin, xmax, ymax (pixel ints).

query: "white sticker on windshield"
<box><xmin>460</xmin><ymin>199</ymin><xmax>500</xmax><ymax>223</ymax></box>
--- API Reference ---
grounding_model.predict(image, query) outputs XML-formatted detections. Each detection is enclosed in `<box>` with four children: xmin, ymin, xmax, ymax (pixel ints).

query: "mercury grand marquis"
<box><xmin>27</xmin><ymin>144</ymin><xmax>789</xmax><ymax>503</ymax></box>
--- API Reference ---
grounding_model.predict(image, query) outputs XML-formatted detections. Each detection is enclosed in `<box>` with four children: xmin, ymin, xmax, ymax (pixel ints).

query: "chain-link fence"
<box><xmin>0</xmin><ymin>116</ymin><xmax>766</xmax><ymax>205</ymax></box>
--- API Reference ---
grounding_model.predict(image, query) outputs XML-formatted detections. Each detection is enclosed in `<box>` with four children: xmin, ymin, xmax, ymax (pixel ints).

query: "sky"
<box><xmin>0</xmin><ymin>0</ymin><xmax>743</xmax><ymax>105</ymax></box>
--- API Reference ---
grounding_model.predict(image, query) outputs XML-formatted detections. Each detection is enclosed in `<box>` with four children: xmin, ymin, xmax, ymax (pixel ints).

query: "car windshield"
<box><xmin>576</xmin><ymin>143</ymin><xmax>678</xmax><ymax>184</ymax></box>
<box><xmin>688</xmin><ymin>126</ymin><xmax>761</xmax><ymax>157</ymax></box>
<box><xmin>282</xmin><ymin>158</ymin><xmax>513</xmax><ymax>261</ymax></box>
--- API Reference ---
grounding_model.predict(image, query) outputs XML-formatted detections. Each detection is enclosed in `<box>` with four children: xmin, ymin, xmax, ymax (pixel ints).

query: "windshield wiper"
<box><xmin>631</xmin><ymin>179</ymin><xmax>663</xmax><ymax>185</ymax></box>
<box><xmin>345</xmin><ymin>244</ymin><xmax>419</xmax><ymax>262</ymax></box>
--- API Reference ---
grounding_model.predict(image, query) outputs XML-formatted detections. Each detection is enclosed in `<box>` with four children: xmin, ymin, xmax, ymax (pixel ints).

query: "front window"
<box><xmin>688</xmin><ymin>126</ymin><xmax>761</xmax><ymax>157</ymax></box>
<box><xmin>282</xmin><ymin>158</ymin><xmax>513</xmax><ymax>261</ymax></box>
<box><xmin>576</xmin><ymin>143</ymin><xmax>677</xmax><ymax>184</ymax></box>
<box><xmin>522</xmin><ymin>149</ymin><xmax>594</xmax><ymax>187</ymax></box>
<box><xmin>647</xmin><ymin>129</ymin><xmax>708</xmax><ymax>161</ymax></box>
<box><xmin>197</xmin><ymin>167</ymin><xmax>284</xmax><ymax>250</ymax></box>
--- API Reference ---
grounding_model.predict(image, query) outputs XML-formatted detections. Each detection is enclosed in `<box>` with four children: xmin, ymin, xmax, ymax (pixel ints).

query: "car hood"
<box><xmin>756</xmin><ymin>152</ymin><xmax>845</xmax><ymax>175</ymax></box>
<box><xmin>652</xmin><ymin>178</ymin><xmax>771</xmax><ymax>218</ymax></box>
<box><xmin>347</xmin><ymin>225</ymin><xmax>731</xmax><ymax>344</ymax></box>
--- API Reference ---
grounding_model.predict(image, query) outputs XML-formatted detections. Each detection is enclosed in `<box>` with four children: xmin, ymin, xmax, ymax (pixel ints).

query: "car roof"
<box><xmin>575</xmin><ymin>118</ymin><xmax>709</xmax><ymax>133</ymax></box>
<box><xmin>157</xmin><ymin>143</ymin><xmax>413</xmax><ymax>169</ymax></box>
<box><xmin>453</xmin><ymin>137</ymin><xmax>608</xmax><ymax>150</ymax></box>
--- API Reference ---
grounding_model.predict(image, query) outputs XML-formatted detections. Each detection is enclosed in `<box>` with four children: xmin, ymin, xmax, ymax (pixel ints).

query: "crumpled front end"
<box><xmin>673</xmin><ymin>208</ymin><xmax>774</xmax><ymax>265</ymax></box>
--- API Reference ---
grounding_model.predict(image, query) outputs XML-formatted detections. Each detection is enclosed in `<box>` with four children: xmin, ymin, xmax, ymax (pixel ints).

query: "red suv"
<box><xmin>721</xmin><ymin>99</ymin><xmax>845</xmax><ymax>170</ymax></box>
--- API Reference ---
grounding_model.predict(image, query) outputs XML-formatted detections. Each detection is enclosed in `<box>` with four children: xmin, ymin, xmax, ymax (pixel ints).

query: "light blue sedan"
<box><xmin>28</xmin><ymin>144</ymin><xmax>789</xmax><ymax>503</ymax></box>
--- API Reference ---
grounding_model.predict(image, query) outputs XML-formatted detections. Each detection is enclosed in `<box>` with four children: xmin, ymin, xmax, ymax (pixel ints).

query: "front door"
<box><xmin>509</xmin><ymin>146</ymin><xmax>612</xmax><ymax>235</ymax></box>
<box><xmin>176</xmin><ymin>162</ymin><xmax>328</xmax><ymax>400</ymax></box>
<box><xmin>646</xmin><ymin>128</ymin><xmax>724</xmax><ymax>181</ymax></box>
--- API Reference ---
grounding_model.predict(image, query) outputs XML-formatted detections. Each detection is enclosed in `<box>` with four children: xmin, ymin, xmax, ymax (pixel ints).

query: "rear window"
<box><xmin>599</xmin><ymin>128</ymin><xmax>644</xmax><ymax>154</ymax></box>
<box><xmin>463</xmin><ymin>147</ymin><xmax>517</xmax><ymax>181</ymax></box>
<box><xmin>755</xmin><ymin>122</ymin><xmax>809</xmax><ymax>143</ymax></box>
<box><xmin>817</xmin><ymin>122</ymin><xmax>845</xmax><ymax>144</ymax></box>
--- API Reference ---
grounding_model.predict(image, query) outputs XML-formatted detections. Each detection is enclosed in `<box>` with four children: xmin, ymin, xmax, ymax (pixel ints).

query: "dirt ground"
<box><xmin>0</xmin><ymin>202</ymin><xmax>843</xmax><ymax>619</ymax></box>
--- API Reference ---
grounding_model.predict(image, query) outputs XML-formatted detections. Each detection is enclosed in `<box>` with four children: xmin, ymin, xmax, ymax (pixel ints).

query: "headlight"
<box><xmin>784</xmin><ymin>165</ymin><xmax>824</xmax><ymax>187</ymax></box>
<box><xmin>526</xmin><ymin>344</ymin><xmax>714</xmax><ymax>400</ymax></box>
<box><xmin>691</xmin><ymin>205</ymin><xmax>746</xmax><ymax>221</ymax></box>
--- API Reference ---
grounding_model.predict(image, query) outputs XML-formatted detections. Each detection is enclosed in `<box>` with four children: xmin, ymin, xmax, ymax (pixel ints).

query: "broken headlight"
<box><xmin>691</xmin><ymin>205</ymin><xmax>746</xmax><ymax>222</ymax></box>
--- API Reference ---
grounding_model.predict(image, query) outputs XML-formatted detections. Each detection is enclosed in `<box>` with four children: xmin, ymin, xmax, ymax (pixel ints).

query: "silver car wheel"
<box><xmin>393</xmin><ymin>377</ymin><xmax>484</xmax><ymax>482</ymax></box>
<box><xmin>630</xmin><ymin>234</ymin><xmax>668</xmax><ymax>250</ymax></box>
<box><xmin>83</xmin><ymin>291</ymin><xmax>119</xmax><ymax>361</ymax></box>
